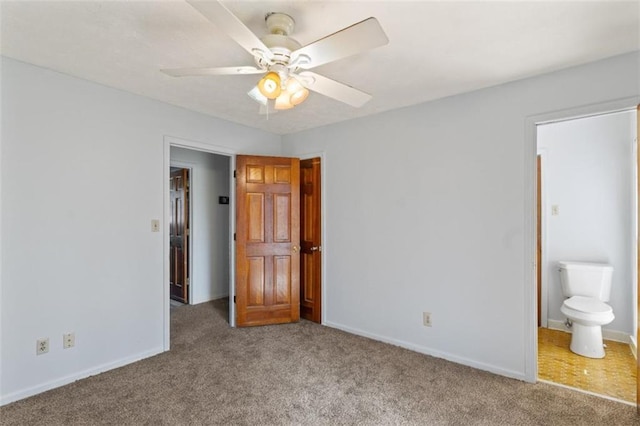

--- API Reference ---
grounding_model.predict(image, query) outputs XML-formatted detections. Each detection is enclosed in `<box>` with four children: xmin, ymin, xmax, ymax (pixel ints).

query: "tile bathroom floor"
<box><xmin>538</xmin><ymin>327</ymin><xmax>636</xmax><ymax>403</ymax></box>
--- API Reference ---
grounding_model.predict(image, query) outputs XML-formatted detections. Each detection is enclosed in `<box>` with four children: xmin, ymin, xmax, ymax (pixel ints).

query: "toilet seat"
<box><xmin>564</xmin><ymin>296</ymin><xmax>612</xmax><ymax>314</ymax></box>
<box><xmin>561</xmin><ymin>296</ymin><xmax>614</xmax><ymax>325</ymax></box>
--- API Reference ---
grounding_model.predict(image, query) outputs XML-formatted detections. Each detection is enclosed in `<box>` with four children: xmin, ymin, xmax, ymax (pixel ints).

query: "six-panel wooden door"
<box><xmin>300</xmin><ymin>158</ymin><xmax>322</xmax><ymax>323</ymax></box>
<box><xmin>235</xmin><ymin>155</ymin><xmax>300</xmax><ymax>326</ymax></box>
<box><xmin>170</xmin><ymin>168</ymin><xmax>189</xmax><ymax>303</ymax></box>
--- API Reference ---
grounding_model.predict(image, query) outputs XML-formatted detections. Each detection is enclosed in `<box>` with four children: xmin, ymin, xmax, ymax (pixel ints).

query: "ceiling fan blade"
<box><xmin>161</xmin><ymin>66</ymin><xmax>264</xmax><ymax>77</ymax></box>
<box><xmin>186</xmin><ymin>0</ymin><xmax>273</xmax><ymax>61</ymax></box>
<box><xmin>298</xmin><ymin>71</ymin><xmax>372</xmax><ymax>108</ymax></box>
<box><xmin>292</xmin><ymin>17</ymin><xmax>388</xmax><ymax>70</ymax></box>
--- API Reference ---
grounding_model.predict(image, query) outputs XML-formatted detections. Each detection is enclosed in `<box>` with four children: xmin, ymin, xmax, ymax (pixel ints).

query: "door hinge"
<box><xmin>234</xmin><ymin>233</ymin><xmax>236</xmax><ymax>241</ymax></box>
<box><xmin>233</xmin><ymin>295</ymin><xmax>236</xmax><ymax>303</ymax></box>
<box><xmin>233</xmin><ymin>170</ymin><xmax>237</xmax><ymax>178</ymax></box>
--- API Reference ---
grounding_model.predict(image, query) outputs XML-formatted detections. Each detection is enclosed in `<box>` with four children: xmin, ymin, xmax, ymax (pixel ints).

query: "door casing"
<box><xmin>536</xmin><ymin>149</ymin><xmax>548</xmax><ymax>328</ymax></box>
<box><xmin>163</xmin><ymin>140</ymin><xmax>329</xmax><ymax>343</ymax></box>
<box><xmin>163</xmin><ymin>136</ymin><xmax>236</xmax><ymax>349</ymax></box>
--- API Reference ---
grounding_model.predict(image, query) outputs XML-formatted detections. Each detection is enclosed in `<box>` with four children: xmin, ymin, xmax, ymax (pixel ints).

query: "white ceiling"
<box><xmin>1</xmin><ymin>1</ymin><xmax>639</xmax><ymax>135</ymax></box>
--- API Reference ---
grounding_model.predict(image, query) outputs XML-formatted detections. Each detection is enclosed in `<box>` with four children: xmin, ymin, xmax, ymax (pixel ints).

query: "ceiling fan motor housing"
<box><xmin>254</xmin><ymin>13</ymin><xmax>303</xmax><ymax>77</ymax></box>
<box><xmin>265</xmin><ymin>12</ymin><xmax>295</xmax><ymax>36</ymax></box>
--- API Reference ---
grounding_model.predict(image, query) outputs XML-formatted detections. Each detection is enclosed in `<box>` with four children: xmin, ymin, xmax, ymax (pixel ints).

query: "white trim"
<box><xmin>297</xmin><ymin>152</ymin><xmax>328</xmax><ymax>325</ymax></box>
<box><xmin>0</xmin><ymin>347</ymin><xmax>164</xmax><ymax>406</ymax></box>
<box><xmin>163</xmin><ymin>141</ymin><xmax>171</xmax><ymax>350</ymax></box>
<box><xmin>165</xmin><ymin>135</ymin><xmax>236</xmax><ymax>156</ymax></box>
<box><xmin>630</xmin><ymin>335</ymin><xmax>637</xmax><ymax>360</ymax></box>
<box><xmin>325</xmin><ymin>321</ymin><xmax>526</xmax><ymax>381</ymax></box>
<box><xmin>538</xmin><ymin>379</ymin><xmax>635</xmax><ymax>407</ymax></box>
<box><xmin>169</xmin><ymin>161</ymin><xmax>194</xmax><ymax>305</ymax></box>
<box><xmin>164</xmin><ymin>136</ymin><xmax>237</xmax><ymax>346</ymax></box>
<box><xmin>631</xmin><ymin>126</ymin><xmax>638</xmax><ymax>359</ymax></box>
<box><xmin>211</xmin><ymin>292</ymin><xmax>230</xmax><ymax>300</ymax></box>
<box><xmin>524</xmin><ymin>112</ymin><xmax>538</xmax><ymax>383</ymax></box>
<box><xmin>534</xmin><ymin>107</ymin><xmax>638</xmax><ymax>126</ymax></box>
<box><xmin>536</xmin><ymin>148</ymin><xmax>549</xmax><ymax>328</ymax></box>
<box><xmin>525</xmin><ymin>96</ymin><xmax>640</xmax><ymax>383</ymax></box>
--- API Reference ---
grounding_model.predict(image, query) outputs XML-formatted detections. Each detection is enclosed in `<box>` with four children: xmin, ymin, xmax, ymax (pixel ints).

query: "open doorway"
<box><xmin>535</xmin><ymin>109</ymin><xmax>637</xmax><ymax>403</ymax></box>
<box><xmin>163</xmin><ymin>140</ymin><xmax>326</xmax><ymax>345</ymax></box>
<box><xmin>169</xmin><ymin>146</ymin><xmax>232</xmax><ymax>317</ymax></box>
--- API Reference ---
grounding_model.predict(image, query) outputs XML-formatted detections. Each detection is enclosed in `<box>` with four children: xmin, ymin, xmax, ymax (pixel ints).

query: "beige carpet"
<box><xmin>1</xmin><ymin>299</ymin><xmax>637</xmax><ymax>425</ymax></box>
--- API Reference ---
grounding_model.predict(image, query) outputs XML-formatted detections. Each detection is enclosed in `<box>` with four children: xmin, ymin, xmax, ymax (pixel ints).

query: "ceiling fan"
<box><xmin>161</xmin><ymin>0</ymin><xmax>389</xmax><ymax>112</ymax></box>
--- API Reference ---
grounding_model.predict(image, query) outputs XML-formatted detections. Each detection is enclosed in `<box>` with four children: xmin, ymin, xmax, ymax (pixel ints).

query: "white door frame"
<box><xmin>536</xmin><ymin>148</ymin><xmax>549</xmax><ymax>328</ymax></box>
<box><xmin>524</xmin><ymin>96</ymin><xmax>640</xmax><ymax>382</ymax></box>
<box><xmin>163</xmin><ymin>136</ymin><xmax>237</xmax><ymax>351</ymax></box>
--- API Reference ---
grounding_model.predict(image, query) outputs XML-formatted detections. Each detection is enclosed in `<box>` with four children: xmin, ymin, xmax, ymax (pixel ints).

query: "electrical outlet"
<box><xmin>36</xmin><ymin>338</ymin><xmax>49</xmax><ymax>355</ymax></box>
<box><xmin>63</xmin><ymin>332</ymin><xmax>75</xmax><ymax>349</ymax></box>
<box><xmin>423</xmin><ymin>312</ymin><xmax>432</xmax><ymax>327</ymax></box>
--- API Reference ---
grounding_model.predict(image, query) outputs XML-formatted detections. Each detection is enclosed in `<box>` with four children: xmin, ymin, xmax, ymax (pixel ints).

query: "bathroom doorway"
<box><xmin>535</xmin><ymin>109</ymin><xmax>638</xmax><ymax>403</ymax></box>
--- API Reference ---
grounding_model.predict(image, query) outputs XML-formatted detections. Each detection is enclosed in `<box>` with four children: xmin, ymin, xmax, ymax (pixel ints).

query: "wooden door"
<box><xmin>170</xmin><ymin>168</ymin><xmax>189</xmax><ymax>303</ymax></box>
<box><xmin>235</xmin><ymin>155</ymin><xmax>300</xmax><ymax>326</ymax></box>
<box><xmin>300</xmin><ymin>158</ymin><xmax>322</xmax><ymax>323</ymax></box>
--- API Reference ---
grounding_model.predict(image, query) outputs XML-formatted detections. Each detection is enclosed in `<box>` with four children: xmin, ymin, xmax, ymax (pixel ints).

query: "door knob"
<box><xmin>292</xmin><ymin>245</ymin><xmax>300</xmax><ymax>253</ymax></box>
<box><xmin>310</xmin><ymin>246</ymin><xmax>321</xmax><ymax>252</ymax></box>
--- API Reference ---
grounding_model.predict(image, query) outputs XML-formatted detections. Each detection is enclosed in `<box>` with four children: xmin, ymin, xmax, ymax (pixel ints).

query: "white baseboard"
<box><xmin>547</xmin><ymin>319</ymin><xmax>633</xmax><ymax>345</ymax></box>
<box><xmin>0</xmin><ymin>347</ymin><xmax>165</xmax><ymax>406</ymax></box>
<box><xmin>324</xmin><ymin>321</ymin><xmax>526</xmax><ymax>382</ymax></box>
<box><xmin>191</xmin><ymin>293</ymin><xmax>229</xmax><ymax>305</ymax></box>
<box><xmin>212</xmin><ymin>293</ymin><xmax>229</xmax><ymax>301</ymax></box>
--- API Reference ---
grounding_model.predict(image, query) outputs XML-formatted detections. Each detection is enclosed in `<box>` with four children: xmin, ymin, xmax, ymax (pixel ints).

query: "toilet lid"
<box><xmin>564</xmin><ymin>296</ymin><xmax>612</xmax><ymax>314</ymax></box>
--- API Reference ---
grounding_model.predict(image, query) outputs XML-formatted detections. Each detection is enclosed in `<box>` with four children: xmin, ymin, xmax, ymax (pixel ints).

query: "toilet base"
<box><xmin>569</xmin><ymin>322</ymin><xmax>605</xmax><ymax>359</ymax></box>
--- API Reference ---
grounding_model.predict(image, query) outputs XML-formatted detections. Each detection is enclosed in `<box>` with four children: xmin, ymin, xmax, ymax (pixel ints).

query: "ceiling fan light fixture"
<box><xmin>247</xmin><ymin>85</ymin><xmax>268</xmax><ymax>106</ymax></box>
<box><xmin>290</xmin><ymin>87</ymin><xmax>309</xmax><ymax>106</ymax></box>
<box><xmin>287</xmin><ymin>77</ymin><xmax>309</xmax><ymax>106</ymax></box>
<box><xmin>274</xmin><ymin>91</ymin><xmax>294</xmax><ymax>110</ymax></box>
<box><xmin>258</xmin><ymin>72</ymin><xmax>281</xmax><ymax>99</ymax></box>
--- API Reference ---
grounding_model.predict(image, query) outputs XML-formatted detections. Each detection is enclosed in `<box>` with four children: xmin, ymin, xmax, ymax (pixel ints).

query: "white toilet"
<box><xmin>558</xmin><ymin>261</ymin><xmax>614</xmax><ymax>359</ymax></box>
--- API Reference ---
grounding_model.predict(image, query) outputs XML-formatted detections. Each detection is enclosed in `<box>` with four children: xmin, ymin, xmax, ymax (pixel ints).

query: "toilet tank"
<box><xmin>558</xmin><ymin>261</ymin><xmax>613</xmax><ymax>301</ymax></box>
